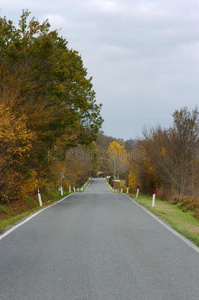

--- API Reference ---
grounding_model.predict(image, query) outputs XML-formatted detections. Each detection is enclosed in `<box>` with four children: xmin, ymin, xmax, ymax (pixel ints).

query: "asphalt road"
<box><xmin>0</xmin><ymin>178</ymin><xmax>199</xmax><ymax>300</ymax></box>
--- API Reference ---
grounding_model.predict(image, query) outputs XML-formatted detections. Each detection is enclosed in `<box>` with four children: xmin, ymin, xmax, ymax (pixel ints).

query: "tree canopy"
<box><xmin>0</xmin><ymin>10</ymin><xmax>103</xmax><ymax>150</ymax></box>
<box><xmin>0</xmin><ymin>10</ymin><xmax>103</xmax><ymax>202</ymax></box>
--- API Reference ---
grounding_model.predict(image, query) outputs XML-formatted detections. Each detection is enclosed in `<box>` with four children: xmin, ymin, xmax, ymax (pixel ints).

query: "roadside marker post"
<box><xmin>121</xmin><ymin>187</ymin><xmax>123</xmax><ymax>193</ymax></box>
<box><xmin>60</xmin><ymin>185</ymin><xmax>63</xmax><ymax>196</ymax></box>
<box><xmin>69</xmin><ymin>185</ymin><xmax>71</xmax><ymax>193</ymax></box>
<box><xmin>37</xmin><ymin>189</ymin><xmax>43</xmax><ymax>207</ymax></box>
<box><xmin>152</xmin><ymin>190</ymin><xmax>156</xmax><ymax>207</ymax></box>
<box><xmin>127</xmin><ymin>186</ymin><xmax>129</xmax><ymax>194</ymax></box>
<box><xmin>59</xmin><ymin>172</ymin><xmax>65</xmax><ymax>196</ymax></box>
<box><xmin>136</xmin><ymin>186</ymin><xmax>139</xmax><ymax>198</ymax></box>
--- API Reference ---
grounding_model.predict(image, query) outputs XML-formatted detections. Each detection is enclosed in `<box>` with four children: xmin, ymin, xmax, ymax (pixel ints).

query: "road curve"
<box><xmin>0</xmin><ymin>178</ymin><xmax>199</xmax><ymax>300</ymax></box>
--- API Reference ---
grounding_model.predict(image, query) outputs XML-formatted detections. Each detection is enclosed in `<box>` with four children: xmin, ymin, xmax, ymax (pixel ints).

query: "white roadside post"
<box><xmin>61</xmin><ymin>185</ymin><xmax>63</xmax><ymax>196</ymax></box>
<box><xmin>37</xmin><ymin>189</ymin><xmax>42</xmax><ymax>207</ymax></box>
<box><xmin>127</xmin><ymin>186</ymin><xmax>129</xmax><ymax>194</ymax></box>
<box><xmin>152</xmin><ymin>189</ymin><xmax>156</xmax><ymax>207</ymax></box>
<box><xmin>59</xmin><ymin>172</ymin><xmax>65</xmax><ymax>196</ymax></box>
<box><xmin>69</xmin><ymin>185</ymin><xmax>71</xmax><ymax>193</ymax></box>
<box><xmin>136</xmin><ymin>185</ymin><xmax>140</xmax><ymax>198</ymax></box>
<box><xmin>121</xmin><ymin>187</ymin><xmax>123</xmax><ymax>193</ymax></box>
<box><xmin>73</xmin><ymin>187</ymin><xmax>76</xmax><ymax>192</ymax></box>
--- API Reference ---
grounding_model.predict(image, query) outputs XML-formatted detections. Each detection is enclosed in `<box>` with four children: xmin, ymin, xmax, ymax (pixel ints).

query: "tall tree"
<box><xmin>0</xmin><ymin>10</ymin><xmax>103</xmax><ymax>155</ymax></box>
<box><xmin>135</xmin><ymin>107</ymin><xmax>199</xmax><ymax>197</ymax></box>
<box><xmin>0</xmin><ymin>104</ymin><xmax>36</xmax><ymax>201</ymax></box>
<box><xmin>108</xmin><ymin>141</ymin><xmax>128</xmax><ymax>178</ymax></box>
<box><xmin>0</xmin><ymin>10</ymin><xmax>103</xmax><ymax>202</ymax></box>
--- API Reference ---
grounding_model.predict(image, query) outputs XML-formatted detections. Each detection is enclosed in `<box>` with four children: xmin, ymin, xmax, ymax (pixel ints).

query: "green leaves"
<box><xmin>0</xmin><ymin>10</ymin><xmax>103</xmax><ymax>203</ymax></box>
<box><xmin>0</xmin><ymin>10</ymin><xmax>103</xmax><ymax>150</ymax></box>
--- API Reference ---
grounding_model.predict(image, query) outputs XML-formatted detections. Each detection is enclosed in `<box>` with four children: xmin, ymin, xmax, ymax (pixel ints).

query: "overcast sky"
<box><xmin>1</xmin><ymin>0</ymin><xmax>199</xmax><ymax>140</ymax></box>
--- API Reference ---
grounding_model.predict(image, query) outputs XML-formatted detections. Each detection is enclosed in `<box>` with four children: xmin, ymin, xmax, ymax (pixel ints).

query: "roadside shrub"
<box><xmin>173</xmin><ymin>197</ymin><xmax>199</xmax><ymax>219</ymax></box>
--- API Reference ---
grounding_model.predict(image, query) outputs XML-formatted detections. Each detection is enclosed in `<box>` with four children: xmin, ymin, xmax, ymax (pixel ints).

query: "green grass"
<box><xmin>0</xmin><ymin>205</ymin><xmax>15</xmax><ymax>217</ymax></box>
<box><xmin>129</xmin><ymin>194</ymin><xmax>199</xmax><ymax>247</ymax></box>
<box><xmin>2</xmin><ymin>188</ymin><xmax>199</xmax><ymax>248</ymax></box>
<box><xmin>44</xmin><ymin>189</ymin><xmax>68</xmax><ymax>202</ymax></box>
<box><xmin>0</xmin><ymin>190</ymin><xmax>70</xmax><ymax>234</ymax></box>
<box><xmin>0</xmin><ymin>208</ymin><xmax>40</xmax><ymax>233</ymax></box>
<box><xmin>24</xmin><ymin>196</ymin><xmax>38</xmax><ymax>208</ymax></box>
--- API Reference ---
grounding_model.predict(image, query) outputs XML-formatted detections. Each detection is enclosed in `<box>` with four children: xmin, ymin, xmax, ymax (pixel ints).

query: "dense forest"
<box><xmin>0</xmin><ymin>10</ymin><xmax>103</xmax><ymax>204</ymax></box>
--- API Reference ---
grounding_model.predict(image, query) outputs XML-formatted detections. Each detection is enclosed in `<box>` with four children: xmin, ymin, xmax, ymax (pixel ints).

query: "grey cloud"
<box><xmin>2</xmin><ymin>0</ymin><xmax>199</xmax><ymax>139</ymax></box>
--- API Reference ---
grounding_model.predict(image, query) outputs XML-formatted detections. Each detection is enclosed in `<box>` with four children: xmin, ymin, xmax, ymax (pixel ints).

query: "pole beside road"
<box><xmin>37</xmin><ymin>189</ymin><xmax>42</xmax><ymax>207</ymax></box>
<box><xmin>152</xmin><ymin>190</ymin><xmax>156</xmax><ymax>207</ymax></box>
<box><xmin>136</xmin><ymin>186</ymin><xmax>139</xmax><ymax>198</ymax></box>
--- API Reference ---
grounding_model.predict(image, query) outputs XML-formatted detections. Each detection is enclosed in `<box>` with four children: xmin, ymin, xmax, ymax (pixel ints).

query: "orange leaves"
<box><xmin>0</xmin><ymin>104</ymin><xmax>34</xmax><ymax>163</ymax></box>
<box><xmin>0</xmin><ymin>11</ymin><xmax>103</xmax><ymax>204</ymax></box>
<box><xmin>21</xmin><ymin>169</ymin><xmax>46</xmax><ymax>198</ymax></box>
<box><xmin>0</xmin><ymin>104</ymin><xmax>37</xmax><ymax>202</ymax></box>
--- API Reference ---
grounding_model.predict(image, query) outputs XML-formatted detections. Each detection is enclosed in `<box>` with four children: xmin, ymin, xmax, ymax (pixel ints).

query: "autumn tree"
<box><xmin>95</xmin><ymin>131</ymin><xmax>117</xmax><ymax>172</ymax></box>
<box><xmin>0</xmin><ymin>104</ymin><xmax>38</xmax><ymax>201</ymax></box>
<box><xmin>0</xmin><ymin>11</ymin><xmax>103</xmax><ymax>192</ymax></box>
<box><xmin>171</xmin><ymin>107</ymin><xmax>199</xmax><ymax>195</ymax></box>
<box><xmin>49</xmin><ymin>143</ymin><xmax>100</xmax><ymax>190</ymax></box>
<box><xmin>107</xmin><ymin>141</ymin><xmax>128</xmax><ymax>178</ymax></box>
<box><xmin>133</xmin><ymin>107</ymin><xmax>199</xmax><ymax>198</ymax></box>
<box><xmin>0</xmin><ymin>10</ymin><xmax>103</xmax><ymax>202</ymax></box>
<box><xmin>0</xmin><ymin>10</ymin><xmax>103</xmax><ymax>158</ymax></box>
<box><xmin>127</xmin><ymin>140</ymin><xmax>158</xmax><ymax>194</ymax></box>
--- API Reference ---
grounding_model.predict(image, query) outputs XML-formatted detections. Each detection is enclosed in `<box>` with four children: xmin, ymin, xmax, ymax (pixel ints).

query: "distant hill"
<box><xmin>125</xmin><ymin>139</ymin><xmax>138</xmax><ymax>145</ymax></box>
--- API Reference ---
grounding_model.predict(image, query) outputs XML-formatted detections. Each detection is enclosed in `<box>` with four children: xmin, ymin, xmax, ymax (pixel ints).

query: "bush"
<box><xmin>173</xmin><ymin>197</ymin><xmax>199</xmax><ymax>219</ymax></box>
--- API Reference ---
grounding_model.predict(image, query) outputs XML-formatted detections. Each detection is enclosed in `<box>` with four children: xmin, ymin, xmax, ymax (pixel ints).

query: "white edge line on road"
<box><xmin>1</xmin><ymin>178</ymin><xmax>92</xmax><ymax>241</ymax></box>
<box><xmin>1</xmin><ymin>184</ymin><xmax>198</xmax><ymax>254</ymax></box>
<box><xmin>0</xmin><ymin>194</ymin><xmax>72</xmax><ymax>241</ymax></box>
<box><xmin>125</xmin><ymin>194</ymin><xmax>199</xmax><ymax>254</ymax></box>
<box><xmin>83</xmin><ymin>178</ymin><xmax>91</xmax><ymax>192</ymax></box>
<box><xmin>103</xmin><ymin>178</ymin><xmax>114</xmax><ymax>193</ymax></box>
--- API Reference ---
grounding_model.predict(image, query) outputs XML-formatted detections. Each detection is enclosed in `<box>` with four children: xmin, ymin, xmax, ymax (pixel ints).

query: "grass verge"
<box><xmin>0</xmin><ymin>190</ymin><xmax>70</xmax><ymax>234</ymax></box>
<box><xmin>129</xmin><ymin>194</ymin><xmax>199</xmax><ymax>247</ymax></box>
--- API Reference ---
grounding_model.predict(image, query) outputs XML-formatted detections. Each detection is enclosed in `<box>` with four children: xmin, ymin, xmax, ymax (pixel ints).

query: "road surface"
<box><xmin>0</xmin><ymin>178</ymin><xmax>199</xmax><ymax>300</ymax></box>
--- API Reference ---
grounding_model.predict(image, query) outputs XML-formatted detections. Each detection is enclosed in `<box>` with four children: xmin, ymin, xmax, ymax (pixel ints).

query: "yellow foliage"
<box><xmin>108</xmin><ymin>141</ymin><xmax>128</xmax><ymax>176</ymax></box>
<box><xmin>0</xmin><ymin>104</ymin><xmax>34</xmax><ymax>162</ymax></box>
<box><xmin>128</xmin><ymin>170</ymin><xmax>137</xmax><ymax>190</ymax></box>
<box><xmin>108</xmin><ymin>141</ymin><xmax>126</xmax><ymax>157</ymax></box>
<box><xmin>21</xmin><ymin>170</ymin><xmax>46</xmax><ymax>198</ymax></box>
<box><xmin>0</xmin><ymin>104</ymin><xmax>37</xmax><ymax>202</ymax></box>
